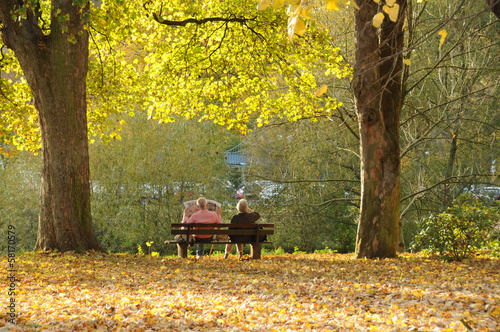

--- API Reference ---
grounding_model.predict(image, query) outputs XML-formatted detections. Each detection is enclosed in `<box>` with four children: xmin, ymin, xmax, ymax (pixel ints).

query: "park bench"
<box><xmin>166</xmin><ymin>222</ymin><xmax>274</xmax><ymax>259</ymax></box>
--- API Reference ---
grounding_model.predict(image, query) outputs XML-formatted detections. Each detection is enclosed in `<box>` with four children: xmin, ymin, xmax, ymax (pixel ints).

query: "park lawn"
<box><xmin>1</xmin><ymin>251</ymin><xmax>499</xmax><ymax>331</ymax></box>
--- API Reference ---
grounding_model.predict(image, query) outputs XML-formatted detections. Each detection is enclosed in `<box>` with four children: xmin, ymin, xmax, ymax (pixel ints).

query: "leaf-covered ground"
<box><xmin>1</xmin><ymin>252</ymin><xmax>499</xmax><ymax>331</ymax></box>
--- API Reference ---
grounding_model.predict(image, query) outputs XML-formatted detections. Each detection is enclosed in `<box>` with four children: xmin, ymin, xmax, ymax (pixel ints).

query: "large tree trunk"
<box><xmin>0</xmin><ymin>1</ymin><xmax>102</xmax><ymax>252</ymax></box>
<box><xmin>353</xmin><ymin>0</ymin><xmax>406</xmax><ymax>258</ymax></box>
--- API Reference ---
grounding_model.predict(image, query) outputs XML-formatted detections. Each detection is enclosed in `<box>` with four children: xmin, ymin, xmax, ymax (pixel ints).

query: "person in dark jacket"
<box><xmin>224</xmin><ymin>199</ymin><xmax>260</xmax><ymax>259</ymax></box>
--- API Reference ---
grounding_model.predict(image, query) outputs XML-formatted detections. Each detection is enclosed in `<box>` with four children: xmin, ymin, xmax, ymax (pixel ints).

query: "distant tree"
<box><xmin>90</xmin><ymin>116</ymin><xmax>234</xmax><ymax>254</ymax></box>
<box><xmin>398</xmin><ymin>0</ymin><xmax>500</xmax><ymax>248</ymax></box>
<box><xmin>244</xmin><ymin>120</ymin><xmax>360</xmax><ymax>253</ymax></box>
<box><xmin>277</xmin><ymin>0</ymin><xmax>498</xmax><ymax>258</ymax></box>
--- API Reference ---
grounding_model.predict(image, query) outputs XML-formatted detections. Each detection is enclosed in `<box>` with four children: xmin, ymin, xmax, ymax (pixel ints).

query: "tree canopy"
<box><xmin>1</xmin><ymin>0</ymin><xmax>352</xmax><ymax>157</ymax></box>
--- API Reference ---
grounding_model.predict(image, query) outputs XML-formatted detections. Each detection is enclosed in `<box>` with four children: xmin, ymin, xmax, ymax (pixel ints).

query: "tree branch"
<box><xmin>400</xmin><ymin>174</ymin><xmax>494</xmax><ymax>203</ymax></box>
<box><xmin>153</xmin><ymin>13</ymin><xmax>255</xmax><ymax>27</ymax></box>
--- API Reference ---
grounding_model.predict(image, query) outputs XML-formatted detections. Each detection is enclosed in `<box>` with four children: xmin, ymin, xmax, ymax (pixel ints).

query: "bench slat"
<box><xmin>170</xmin><ymin>223</ymin><xmax>274</xmax><ymax>228</ymax></box>
<box><xmin>165</xmin><ymin>241</ymin><xmax>273</xmax><ymax>245</ymax></box>
<box><xmin>171</xmin><ymin>229</ymin><xmax>274</xmax><ymax>236</ymax></box>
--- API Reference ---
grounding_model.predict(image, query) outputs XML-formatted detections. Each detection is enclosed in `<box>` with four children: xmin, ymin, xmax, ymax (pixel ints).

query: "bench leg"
<box><xmin>250</xmin><ymin>243</ymin><xmax>262</xmax><ymax>259</ymax></box>
<box><xmin>177</xmin><ymin>243</ymin><xmax>188</xmax><ymax>258</ymax></box>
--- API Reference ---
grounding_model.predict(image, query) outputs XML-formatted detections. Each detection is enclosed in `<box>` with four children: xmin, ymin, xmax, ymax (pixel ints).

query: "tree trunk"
<box><xmin>487</xmin><ymin>0</ymin><xmax>500</xmax><ymax>19</ymax></box>
<box><xmin>443</xmin><ymin>133</ymin><xmax>458</xmax><ymax>208</ymax></box>
<box><xmin>398</xmin><ymin>219</ymin><xmax>405</xmax><ymax>253</ymax></box>
<box><xmin>0</xmin><ymin>1</ymin><xmax>102</xmax><ymax>252</ymax></box>
<box><xmin>353</xmin><ymin>0</ymin><xmax>406</xmax><ymax>258</ymax></box>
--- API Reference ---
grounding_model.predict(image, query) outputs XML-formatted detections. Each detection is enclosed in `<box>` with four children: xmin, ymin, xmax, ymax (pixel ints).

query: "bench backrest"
<box><xmin>170</xmin><ymin>223</ymin><xmax>274</xmax><ymax>237</ymax></box>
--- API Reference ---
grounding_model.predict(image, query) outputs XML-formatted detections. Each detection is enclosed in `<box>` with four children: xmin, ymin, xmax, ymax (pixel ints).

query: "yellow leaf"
<box><xmin>372</xmin><ymin>12</ymin><xmax>385</xmax><ymax>28</ymax></box>
<box><xmin>403</xmin><ymin>58</ymin><xmax>411</xmax><ymax>66</ymax></box>
<box><xmin>257</xmin><ymin>0</ymin><xmax>271</xmax><ymax>11</ymax></box>
<box><xmin>438</xmin><ymin>29</ymin><xmax>448</xmax><ymax>51</ymax></box>
<box><xmin>373</xmin><ymin>0</ymin><xmax>381</xmax><ymax>3</ymax></box>
<box><xmin>386</xmin><ymin>0</ymin><xmax>396</xmax><ymax>6</ymax></box>
<box><xmin>492</xmin><ymin>305</ymin><xmax>500</xmax><ymax>315</ymax></box>
<box><xmin>300</xmin><ymin>8</ymin><xmax>314</xmax><ymax>20</ymax></box>
<box><xmin>272</xmin><ymin>0</ymin><xmax>285</xmax><ymax>9</ymax></box>
<box><xmin>287</xmin><ymin>3</ymin><xmax>299</xmax><ymax>15</ymax></box>
<box><xmin>315</xmin><ymin>84</ymin><xmax>328</xmax><ymax>97</ymax></box>
<box><xmin>294</xmin><ymin>18</ymin><xmax>306</xmax><ymax>36</ymax></box>
<box><xmin>326</xmin><ymin>0</ymin><xmax>340</xmax><ymax>11</ymax></box>
<box><xmin>383</xmin><ymin>3</ymin><xmax>400</xmax><ymax>22</ymax></box>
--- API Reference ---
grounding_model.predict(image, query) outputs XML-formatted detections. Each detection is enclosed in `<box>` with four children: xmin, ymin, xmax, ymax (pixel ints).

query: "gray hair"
<box><xmin>197</xmin><ymin>197</ymin><xmax>207</xmax><ymax>209</ymax></box>
<box><xmin>237</xmin><ymin>199</ymin><xmax>248</xmax><ymax>213</ymax></box>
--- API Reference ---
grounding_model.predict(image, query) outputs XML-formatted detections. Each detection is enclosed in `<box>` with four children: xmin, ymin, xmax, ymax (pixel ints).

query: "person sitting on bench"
<box><xmin>224</xmin><ymin>199</ymin><xmax>261</xmax><ymax>259</ymax></box>
<box><xmin>185</xmin><ymin>197</ymin><xmax>222</xmax><ymax>259</ymax></box>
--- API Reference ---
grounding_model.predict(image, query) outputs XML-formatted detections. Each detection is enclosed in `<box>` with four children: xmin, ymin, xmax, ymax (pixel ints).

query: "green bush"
<box><xmin>411</xmin><ymin>194</ymin><xmax>500</xmax><ymax>260</ymax></box>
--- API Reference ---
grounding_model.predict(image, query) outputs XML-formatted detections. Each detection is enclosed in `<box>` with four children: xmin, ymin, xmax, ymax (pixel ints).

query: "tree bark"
<box><xmin>353</xmin><ymin>0</ymin><xmax>406</xmax><ymax>258</ymax></box>
<box><xmin>443</xmin><ymin>133</ymin><xmax>458</xmax><ymax>208</ymax></box>
<box><xmin>487</xmin><ymin>0</ymin><xmax>500</xmax><ymax>19</ymax></box>
<box><xmin>397</xmin><ymin>219</ymin><xmax>405</xmax><ymax>253</ymax></box>
<box><xmin>0</xmin><ymin>1</ymin><xmax>102</xmax><ymax>252</ymax></box>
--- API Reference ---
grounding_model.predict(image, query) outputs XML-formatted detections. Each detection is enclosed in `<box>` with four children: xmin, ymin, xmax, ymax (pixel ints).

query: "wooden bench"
<box><xmin>166</xmin><ymin>223</ymin><xmax>274</xmax><ymax>259</ymax></box>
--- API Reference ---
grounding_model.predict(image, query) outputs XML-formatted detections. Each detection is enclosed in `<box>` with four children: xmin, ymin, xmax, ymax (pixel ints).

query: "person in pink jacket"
<box><xmin>185</xmin><ymin>197</ymin><xmax>222</xmax><ymax>258</ymax></box>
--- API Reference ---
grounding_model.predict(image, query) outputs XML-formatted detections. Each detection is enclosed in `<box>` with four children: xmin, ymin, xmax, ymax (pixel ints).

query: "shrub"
<box><xmin>411</xmin><ymin>194</ymin><xmax>500</xmax><ymax>260</ymax></box>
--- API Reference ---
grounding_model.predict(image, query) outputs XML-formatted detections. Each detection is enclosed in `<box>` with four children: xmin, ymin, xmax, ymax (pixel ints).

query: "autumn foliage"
<box><xmin>1</xmin><ymin>252</ymin><xmax>499</xmax><ymax>331</ymax></box>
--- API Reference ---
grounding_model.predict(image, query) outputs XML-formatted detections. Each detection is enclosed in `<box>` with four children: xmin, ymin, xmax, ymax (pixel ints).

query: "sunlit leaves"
<box><xmin>0</xmin><ymin>51</ymin><xmax>40</xmax><ymax>155</ymax></box>
<box><xmin>326</xmin><ymin>0</ymin><xmax>340</xmax><ymax>11</ymax></box>
<box><xmin>1</xmin><ymin>0</ymin><xmax>351</xmax><ymax>152</ymax></box>
<box><xmin>273</xmin><ymin>0</ymin><xmax>286</xmax><ymax>9</ymax></box>
<box><xmin>138</xmin><ymin>0</ymin><xmax>351</xmax><ymax>134</ymax></box>
<box><xmin>0</xmin><ymin>0</ymin><xmax>145</xmax><ymax>153</ymax></box>
<box><xmin>86</xmin><ymin>0</ymin><xmax>153</xmax><ymax>142</ymax></box>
